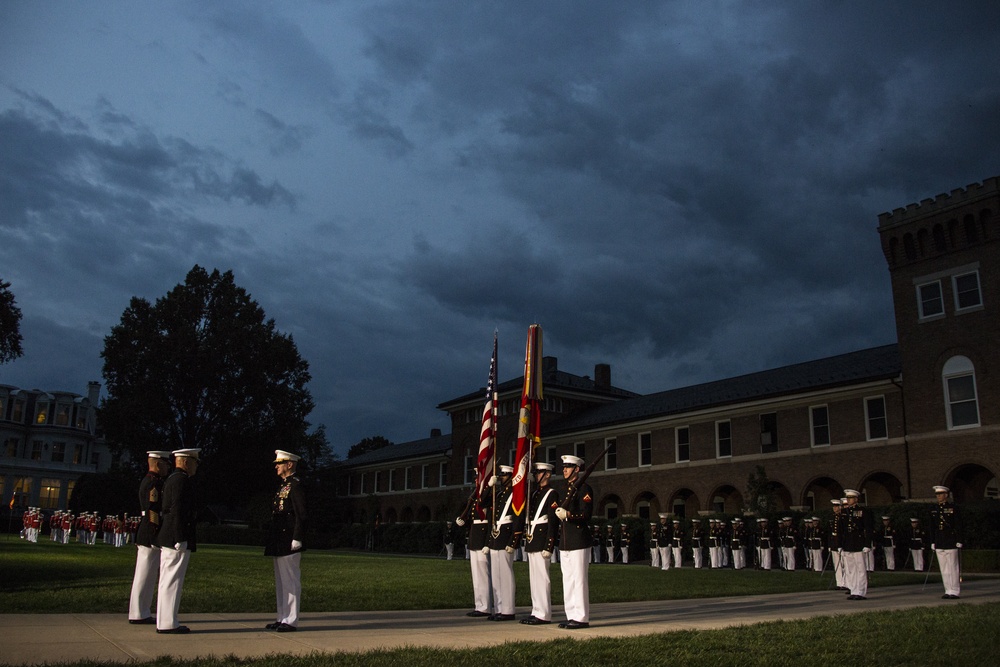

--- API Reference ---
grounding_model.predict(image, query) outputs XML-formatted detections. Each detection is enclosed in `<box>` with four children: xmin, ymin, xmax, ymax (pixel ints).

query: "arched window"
<box><xmin>942</xmin><ymin>356</ymin><xmax>980</xmax><ymax>429</ymax></box>
<box><xmin>903</xmin><ymin>233</ymin><xmax>916</xmax><ymax>260</ymax></box>
<box><xmin>932</xmin><ymin>224</ymin><xmax>947</xmax><ymax>252</ymax></box>
<box><xmin>964</xmin><ymin>214</ymin><xmax>978</xmax><ymax>244</ymax></box>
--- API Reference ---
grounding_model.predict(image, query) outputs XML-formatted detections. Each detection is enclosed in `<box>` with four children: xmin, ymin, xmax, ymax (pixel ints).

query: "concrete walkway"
<box><xmin>3</xmin><ymin>579</ymin><xmax>999</xmax><ymax>664</ymax></box>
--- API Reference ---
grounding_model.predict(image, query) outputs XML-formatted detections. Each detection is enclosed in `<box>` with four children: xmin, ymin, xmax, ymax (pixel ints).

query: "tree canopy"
<box><xmin>0</xmin><ymin>278</ymin><xmax>24</xmax><ymax>365</ymax></box>
<box><xmin>348</xmin><ymin>435</ymin><xmax>394</xmax><ymax>459</ymax></box>
<box><xmin>101</xmin><ymin>265</ymin><xmax>327</xmax><ymax>504</ymax></box>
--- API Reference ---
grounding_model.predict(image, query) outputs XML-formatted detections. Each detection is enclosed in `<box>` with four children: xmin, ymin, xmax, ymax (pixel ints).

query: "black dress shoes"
<box><xmin>129</xmin><ymin>617</ymin><xmax>155</xmax><ymax>625</ymax></box>
<box><xmin>275</xmin><ymin>623</ymin><xmax>297</xmax><ymax>632</ymax></box>
<box><xmin>489</xmin><ymin>613</ymin><xmax>516</xmax><ymax>621</ymax></box>
<box><xmin>156</xmin><ymin>626</ymin><xmax>190</xmax><ymax>634</ymax></box>
<box><xmin>559</xmin><ymin>620</ymin><xmax>590</xmax><ymax>629</ymax></box>
<box><xmin>466</xmin><ymin>610</ymin><xmax>491</xmax><ymax>617</ymax></box>
<box><xmin>520</xmin><ymin>616</ymin><xmax>550</xmax><ymax>625</ymax></box>
<box><xmin>265</xmin><ymin>622</ymin><xmax>281</xmax><ymax>630</ymax></box>
<box><xmin>942</xmin><ymin>594</ymin><xmax>960</xmax><ymax>599</ymax></box>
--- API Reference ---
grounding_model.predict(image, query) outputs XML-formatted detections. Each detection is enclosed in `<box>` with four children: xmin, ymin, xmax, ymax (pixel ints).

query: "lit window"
<box><xmin>39</xmin><ymin>479</ymin><xmax>61</xmax><ymax>509</ymax></box>
<box><xmin>917</xmin><ymin>281</ymin><xmax>944</xmax><ymax>319</ymax></box>
<box><xmin>943</xmin><ymin>356</ymin><xmax>980</xmax><ymax>429</ymax></box>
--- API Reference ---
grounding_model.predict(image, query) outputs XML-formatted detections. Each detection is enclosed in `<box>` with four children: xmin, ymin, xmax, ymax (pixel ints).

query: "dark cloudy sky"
<box><xmin>2</xmin><ymin>1</ymin><xmax>998</xmax><ymax>456</ymax></box>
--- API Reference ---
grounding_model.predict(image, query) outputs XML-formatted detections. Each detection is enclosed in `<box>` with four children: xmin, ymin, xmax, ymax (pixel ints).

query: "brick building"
<box><xmin>334</xmin><ymin>176</ymin><xmax>999</xmax><ymax>524</ymax></box>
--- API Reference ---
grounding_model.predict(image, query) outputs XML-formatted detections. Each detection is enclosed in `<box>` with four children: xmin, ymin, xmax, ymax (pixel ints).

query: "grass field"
<box><xmin>1</xmin><ymin>537</ymin><xmax>935</xmax><ymax>614</ymax></box>
<box><xmin>1</xmin><ymin>538</ymin><xmax>997</xmax><ymax>666</ymax></box>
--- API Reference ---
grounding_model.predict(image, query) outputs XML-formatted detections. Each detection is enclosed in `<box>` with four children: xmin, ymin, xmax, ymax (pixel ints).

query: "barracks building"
<box><xmin>334</xmin><ymin>176</ymin><xmax>1000</xmax><ymax>525</ymax></box>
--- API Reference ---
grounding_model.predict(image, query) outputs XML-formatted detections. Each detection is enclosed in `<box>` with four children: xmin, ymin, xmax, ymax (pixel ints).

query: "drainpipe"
<box><xmin>891</xmin><ymin>376</ymin><xmax>912</xmax><ymax>500</ymax></box>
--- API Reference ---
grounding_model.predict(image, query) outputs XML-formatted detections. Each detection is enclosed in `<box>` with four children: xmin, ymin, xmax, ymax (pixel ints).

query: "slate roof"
<box><xmin>437</xmin><ymin>365</ymin><xmax>639</xmax><ymax>410</ymax></box>
<box><xmin>338</xmin><ymin>432</ymin><xmax>452</xmax><ymax>468</ymax></box>
<box><xmin>546</xmin><ymin>344</ymin><xmax>901</xmax><ymax>435</ymax></box>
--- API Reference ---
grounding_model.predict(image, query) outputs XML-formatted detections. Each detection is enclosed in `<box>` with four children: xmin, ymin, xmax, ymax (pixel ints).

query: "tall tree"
<box><xmin>0</xmin><ymin>278</ymin><xmax>24</xmax><ymax>365</ymax></box>
<box><xmin>744</xmin><ymin>464</ymin><xmax>777</xmax><ymax>516</ymax></box>
<box><xmin>101</xmin><ymin>265</ymin><xmax>327</xmax><ymax>504</ymax></box>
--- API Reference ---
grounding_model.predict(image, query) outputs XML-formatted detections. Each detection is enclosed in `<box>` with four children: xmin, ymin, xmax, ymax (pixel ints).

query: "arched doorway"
<box><xmin>944</xmin><ymin>463</ymin><xmax>999</xmax><ymax>502</ymax></box>
<box><xmin>599</xmin><ymin>494</ymin><xmax>622</xmax><ymax>520</ymax></box>
<box><xmin>860</xmin><ymin>471</ymin><xmax>904</xmax><ymax>505</ymax></box>
<box><xmin>802</xmin><ymin>476</ymin><xmax>844</xmax><ymax>511</ymax></box>
<box><xmin>631</xmin><ymin>491</ymin><xmax>659</xmax><ymax>520</ymax></box>
<box><xmin>669</xmin><ymin>488</ymin><xmax>700</xmax><ymax>518</ymax></box>
<box><xmin>709</xmin><ymin>485</ymin><xmax>743</xmax><ymax>514</ymax></box>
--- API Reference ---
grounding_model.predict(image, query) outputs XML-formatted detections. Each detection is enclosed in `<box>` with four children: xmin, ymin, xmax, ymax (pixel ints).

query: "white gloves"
<box><xmin>862</xmin><ymin>547</ymin><xmax>870</xmax><ymax>554</ymax></box>
<box><xmin>505</xmin><ymin>546</ymin><xmax>514</xmax><ymax>554</ymax></box>
<box><xmin>555</xmin><ymin>508</ymin><xmax>568</xmax><ymax>520</ymax></box>
<box><xmin>488</xmin><ymin>476</ymin><xmax>497</xmax><ymax>488</ymax></box>
<box><xmin>455</xmin><ymin>517</ymin><xmax>465</xmax><ymax>527</ymax></box>
<box><xmin>482</xmin><ymin>546</ymin><xmax>490</xmax><ymax>554</ymax></box>
<box><xmin>837</xmin><ymin>547</ymin><xmax>843</xmax><ymax>553</ymax></box>
<box><xmin>932</xmin><ymin>544</ymin><xmax>936</xmax><ymax>550</ymax></box>
<box><xmin>175</xmin><ymin>541</ymin><xmax>187</xmax><ymax>551</ymax></box>
<box><xmin>541</xmin><ymin>550</ymin><xmax>551</xmax><ymax>559</ymax></box>
<box><xmin>956</xmin><ymin>542</ymin><xmax>962</xmax><ymax>548</ymax></box>
<box><xmin>291</xmin><ymin>540</ymin><xmax>302</xmax><ymax>550</ymax></box>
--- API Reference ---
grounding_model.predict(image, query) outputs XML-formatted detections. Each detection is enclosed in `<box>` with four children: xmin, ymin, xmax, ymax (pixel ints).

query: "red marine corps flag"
<box><xmin>511</xmin><ymin>324</ymin><xmax>542</xmax><ymax>516</ymax></box>
<box><xmin>475</xmin><ymin>331</ymin><xmax>498</xmax><ymax>506</ymax></box>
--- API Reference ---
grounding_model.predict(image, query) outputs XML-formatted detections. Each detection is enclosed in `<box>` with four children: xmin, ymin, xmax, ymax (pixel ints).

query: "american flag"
<box><xmin>475</xmin><ymin>332</ymin><xmax>497</xmax><ymax>501</ymax></box>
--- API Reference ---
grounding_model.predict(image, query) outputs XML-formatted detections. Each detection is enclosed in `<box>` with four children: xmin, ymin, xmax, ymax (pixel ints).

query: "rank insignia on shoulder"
<box><xmin>583</xmin><ymin>493</ymin><xmax>592</xmax><ymax>503</ymax></box>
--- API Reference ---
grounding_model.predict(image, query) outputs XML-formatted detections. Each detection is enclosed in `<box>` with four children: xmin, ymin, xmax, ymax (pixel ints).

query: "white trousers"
<box><xmin>658</xmin><ymin>546</ymin><xmax>671</xmax><ymax>570</ymax></box>
<box><xmin>692</xmin><ymin>547</ymin><xmax>703</xmax><ymax>568</ymax></box>
<box><xmin>605</xmin><ymin>546</ymin><xmax>614</xmax><ymax>563</ymax></box>
<box><xmin>732</xmin><ymin>547</ymin><xmax>746</xmax><ymax>569</ymax></box>
<box><xmin>759</xmin><ymin>548</ymin><xmax>772</xmax><ymax>570</ymax></box>
<box><xmin>156</xmin><ymin>546</ymin><xmax>191</xmax><ymax>631</ymax></box>
<box><xmin>527</xmin><ymin>551</ymin><xmax>552</xmax><ymax>621</ymax></box>
<box><xmin>469</xmin><ymin>548</ymin><xmax>491</xmax><ymax>613</ymax></box>
<box><xmin>672</xmin><ymin>547</ymin><xmax>683</xmax><ymax>568</ymax></box>
<box><xmin>128</xmin><ymin>545</ymin><xmax>160</xmax><ymax>621</ymax></box>
<box><xmin>445</xmin><ymin>543</ymin><xmax>454</xmax><ymax>560</ymax></box>
<box><xmin>782</xmin><ymin>547</ymin><xmax>796</xmax><ymax>570</ymax></box>
<box><xmin>560</xmin><ymin>548</ymin><xmax>589</xmax><ymax>623</ymax></box>
<box><xmin>911</xmin><ymin>549</ymin><xmax>925</xmax><ymax>571</ymax></box>
<box><xmin>843</xmin><ymin>551</ymin><xmax>867</xmax><ymax>597</ymax></box>
<box><xmin>935</xmin><ymin>549</ymin><xmax>960</xmax><ymax>596</ymax></box>
<box><xmin>883</xmin><ymin>546</ymin><xmax>895</xmax><ymax>570</ymax></box>
<box><xmin>274</xmin><ymin>553</ymin><xmax>301</xmax><ymax>626</ymax></box>
<box><xmin>864</xmin><ymin>549</ymin><xmax>875</xmax><ymax>571</ymax></box>
<box><xmin>811</xmin><ymin>548</ymin><xmax>824</xmax><ymax>572</ymax></box>
<box><xmin>649</xmin><ymin>548</ymin><xmax>660</xmax><ymax>568</ymax></box>
<box><xmin>709</xmin><ymin>546</ymin><xmax>721</xmax><ymax>568</ymax></box>
<box><xmin>490</xmin><ymin>548</ymin><xmax>515</xmax><ymax>615</ymax></box>
<box><xmin>832</xmin><ymin>550</ymin><xmax>845</xmax><ymax>587</ymax></box>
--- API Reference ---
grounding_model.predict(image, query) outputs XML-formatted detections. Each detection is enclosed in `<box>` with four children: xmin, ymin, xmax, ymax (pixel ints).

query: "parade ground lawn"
<box><xmin>1</xmin><ymin>538</ymin><xmax>938</xmax><ymax>614</ymax></box>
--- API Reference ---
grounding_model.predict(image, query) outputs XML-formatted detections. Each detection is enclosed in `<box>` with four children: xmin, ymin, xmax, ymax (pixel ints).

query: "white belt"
<box><xmin>530</xmin><ymin>517</ymin><xmax>549</xmax><ymax>526</ymax></box>
<box><xmin>473</xmin><ymin>520</ymin><xmax>487</xmax><ymax>525</ymax></box>
<box><xmin>498</xmin><ymin>517</ymin><xmax>513</xmax><ymax>525</ymax></box>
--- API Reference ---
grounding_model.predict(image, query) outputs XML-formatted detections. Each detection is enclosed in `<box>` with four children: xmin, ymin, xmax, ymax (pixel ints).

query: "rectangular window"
<box><xmin>638</xmin><ymin>432</ymin><xmax>652</xmax><ymax>467</ymax></box>
<box><xmin>574</xmin><ymin>442</ymin><xmax>586</xmax><ymax>461</ymax></box>
<box><xmin>810</xmin><ymin>405</ymin><xmax>830</xmax><ymax>446</ymax></box>
<box><xmin>439</xmin><ymin>462</ymin><xmax>448</xmax><ymax>486</ymax></box>
<box><xmin>865</xmin><ymin>396</ymin><xmax>888</xmax><ymax>440</ymax></box>
<box><xmin>360</xmin><ymin>472</ymin><xmax>367</xmax><ymax>494</ymax></box>
<box><xmin>604</xmin><ymin>438</ymin><xmax>617</xmax><ymax>470</ymax></box>
<box><xmin>390</xmin><ymin>468</ymin><xmax>397</xmax><ymax>490</ymax></box>
<box><xmin>31</xmin><ymin>441</ymin><xmax>43</xmax><ymax>461</ymax></box>
<box><xmin>51</xmin><ymin>442</ymin><xmax>66</xmax><ymax>463</ymax></box>
<box><xmin>464</xmin><ymin>455</ymin><xmax>474</xmax><ymax>485</ymax></box>
<box><xmin>917</xmin><ymin>281</ymin><xmax>944</xmax><ymax>319</ymax></box>
<box><xmin>760</xmin><ymin>413</ymin><xmax>778</xmax><ymax>453</ymax></box>
<box><xmin>953</xmin><ymin>271</ymin><xmax>983</xmax><ymax>311</ymax></box>
<box><xmin>404</xmin><ymin>467</ymin><xmax>411</xmax><ymax>490</ymax></box>
<box><xmin>421</xmin><ymin>464</ymin><xmax>429</xmax><ymax>489</ymax></box>
<box><xmin>90</xmin><ymin>452</ymin><xmax>100</xmax><ymax>467</ymax></box>
<box><xmin>545</xmin><ymin>445</ymin><xmax>556</xmax><ymax>465</ymax></box>
<box><xmin>946</xmin><ymin>374</ymin><xmax>980</xmax><ymax>428</ymax></box>
<box><xmin>73</xmin><ymin>444</ymin><xmax>84</xmax><ymax>465</ymax></box>
<box><xmin>55</xmin><ymin>404</ymin><xmax>71</xmax><ymax>426</ymax></box>
<box><xmin>35</xmin><ymin>403</ymin><xmax>49</xmax><ymax>425</ymax></box>
<box><xmin>75</xmin><ymin>408</ymin><xmax>88</xmax><ymax>430</ymax></box>
<box><xmin>676</xmin><ymin>427</ymin><xmax>690</xmax><ymax>462</ymax></box>
<box><xmin>13</xmin><ymin>477</ymin><xmax>32</xmax><ymax>507</ymax></box>
<box><xmin>12</xmin><ymin>399</ymin><xmax>24</xmax><ymax>423</ymax></box>
<box><xmin>40</xmin><ymin>479</ymin><xmax>60</xmax><ymax>509</ymax></box>
<box><xmin>373</xmin><ymin>470</ymin><xmax>380</xmax><ymax>493</ymax></box>
<box><xmin>66</xmin><ymin>480</ymin><xmax>75</xmax><ymax>504</ymax></box>
<box><xmin>4</xmin><ymin>438</ymin><xmax>19</xmax><ymax>458</ymax></box>
<box><xmin>716</xmin><ymin>421</ymin><xmax>732</xmax><ymax>458</ymax></box>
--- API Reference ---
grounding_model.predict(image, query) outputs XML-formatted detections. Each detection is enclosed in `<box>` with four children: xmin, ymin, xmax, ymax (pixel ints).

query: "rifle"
<box><xmin>559</xmin><ymin>442</ymin><xmax>614</xmax><ymax>510</ymax></box>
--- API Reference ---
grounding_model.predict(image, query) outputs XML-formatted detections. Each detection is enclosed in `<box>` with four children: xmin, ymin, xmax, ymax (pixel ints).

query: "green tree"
<box><xmin>0</xmin><ymin>278</ymin><xmax>24</xmax><ymax>364</ymax></box>
<box><xmin>100</xmin><ymin>265</ymin><xmax>327</xmax><ymax>505</ymax></box>
<box><xmin>348</xmin><ymin>435</ymin><xmax>394</xmax><ymax>459</ymax></box>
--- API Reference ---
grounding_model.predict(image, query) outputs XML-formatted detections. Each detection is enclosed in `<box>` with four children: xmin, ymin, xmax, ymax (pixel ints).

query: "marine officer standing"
<box><xmin>265</xmin><ymin>450</ymin><xmax>307</xmax><ymax>632</ymax></box>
